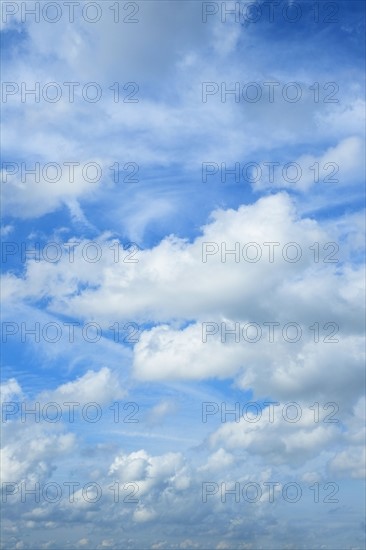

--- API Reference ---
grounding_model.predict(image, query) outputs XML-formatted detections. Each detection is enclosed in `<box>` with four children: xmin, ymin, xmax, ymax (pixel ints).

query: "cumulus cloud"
<box><xmin>1</xmin><ymin>424</ymin><xmax>75</xmax><ymax>483</ymax></box>
<box><xmin>4</xmin><ymin>193</ymin><xmax>359</xmax><ymax>322</ymax></box>
<box><xmin>108</xmin><ymin>449</ymin><xmax>190</xmax><ymax>496</ymax></box>
<box><xmin>39</xmin><ymin>367</ymin><xmax>125</xmax><ymax>406</ymax></box>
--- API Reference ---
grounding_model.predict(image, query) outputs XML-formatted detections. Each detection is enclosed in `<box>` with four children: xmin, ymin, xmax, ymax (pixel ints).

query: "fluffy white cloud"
<box><xmin>3</xmin><ymin>193</ymin><xmax>356</xmax><ymax>321</ymax></box>
<box><xmin>207</xmin><ymin>403</ymin><xmax>341</xmax><ymax>466</ymax></box>
<box><xmin>39</xmin><ymin>367</ymin><xmax>125</xmax><ymax>406</ymax></box>
<box><xmin>1</xmin><ymin>424</ymin><xmax>75</xmax><ymax>483</ymax></box>
<box><xmin>108</xmin><ymin>449</ymin><xmax>190</xmax><ymax>496</ymax></box>
<box><xmin>132</xmin><ymin>323</ymin><xmax>364</xmax><ymax>403</ymax></box>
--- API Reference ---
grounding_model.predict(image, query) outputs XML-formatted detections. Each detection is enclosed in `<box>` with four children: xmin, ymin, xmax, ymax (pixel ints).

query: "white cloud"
<box><xmin>207</xmin><ymin>405</ymin><xmax>341</xmax><ymax>466</ymax></box>
<box><xmin>0</xmin><ymin>225</ymin><xmax>14</xmax><ymax>236</ymax></box>
<box><xmin>253</xmin><ymin>136</ymin><xmax>365</xmax><ymax>192</ymax></box>
<box><xmin>199</xmin><ymin>448</ymin><xmax>235</xmax><ymax>472</ymax></box>
<box><xmin>0</xmin><ymin>378</ymin><xmax>22</xmax><ymax>403</ymax></box>
<box><xmin>1</xmin><ymin>193</ymin><xmax>344</xmax><ymax>320</ymax></box>
<box><xmin>329</xmin><ymin>447</ymin><xmax>366</xmax><ymax>479</ymax></box>
<box><xmin>2</xmin><ymin>158</ymin><xmax>107</xmax><ymax>218</ymax></box>
<box><xmin>146</xmin><ymin>399</ymin><xmax>178</xmax><ymax>426</ymax></box>
<box><xmin>39</xmin><ymin>367</ymin><xmax>125</xmax><ymax>407</ymax></box>
<box><xmin>133</xmin><ymin>505</ymin><xmax>157</xmax><ymax>523</ymax></box>
<box><xmin>108</xmin><ymin>449</ymin><xmax>190</xmax><ymax>496</ymax></box>
<box><xmin>1</xmin><ymin>425</ymin><xmax>75</xmax><ymax>483</ymax></box>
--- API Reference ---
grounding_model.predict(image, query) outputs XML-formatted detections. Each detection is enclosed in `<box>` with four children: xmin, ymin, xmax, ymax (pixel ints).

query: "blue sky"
<box><xmin>1</xmin><ymin>1</ymin><xmax>365</xmax><ymax>549</ymax></box>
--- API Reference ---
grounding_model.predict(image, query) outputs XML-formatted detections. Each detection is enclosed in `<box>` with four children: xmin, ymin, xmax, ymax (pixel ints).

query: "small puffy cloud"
<box><xmin>108</xmin><ymin>449</ymin><xmax>190</xmax><ymax>496</ymax></box>
<box><xmin>39</xmin><ymin>367</ymin><xmax>125</xmax><ymax>406</ymax></box>
<box><xmin>0</xmin><ymin>378</ymin><xmax>22</xmax><ymax>404</ymax></box>
<box><xmin>133</xmin><ymin>506</ymin><xmax>157</xmax><ymax>523</ymax></box>
<box><xmin>0</xmin><ymin>225</ymin><xmax>14</xmax><ymax>236</ymax></box>
<box><xmin>146</xmin><ymin>400</ymin><xmax>178</xmax><ymax>426</ymax></box>
<box><xmin>76</xmin><ymin>540</ymin><xmax>89</xmax><ymax>548</ymax></box>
